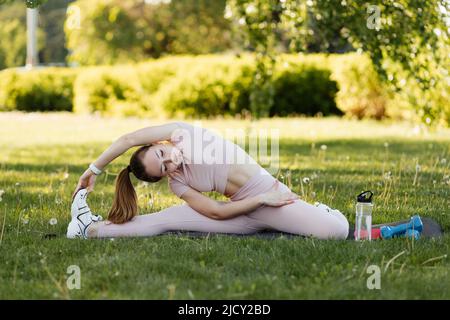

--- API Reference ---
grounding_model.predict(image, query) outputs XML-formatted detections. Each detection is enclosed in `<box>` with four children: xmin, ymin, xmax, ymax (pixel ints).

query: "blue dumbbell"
<box><xmin>380</xmin><ymin>215</ymin><xmax>423</xmax><ymax>239</ymax></box>
<box><xmin>402</xmin><ymin>229</ymin><xmax>420</xmax><ymax>240</ymax></box>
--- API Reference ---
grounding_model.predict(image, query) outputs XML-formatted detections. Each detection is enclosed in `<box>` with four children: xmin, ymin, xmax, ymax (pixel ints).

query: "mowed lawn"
<box><xmin>0</xmin><ymin>112</ymin><xmax>449</xmax><ymax>299</ymax></box>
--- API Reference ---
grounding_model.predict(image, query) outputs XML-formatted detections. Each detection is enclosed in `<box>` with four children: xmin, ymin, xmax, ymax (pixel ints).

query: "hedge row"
<box><xmin>0</xmin><ymin>53</ymin><xmax>394</xmax><ymax>119</ymax></box>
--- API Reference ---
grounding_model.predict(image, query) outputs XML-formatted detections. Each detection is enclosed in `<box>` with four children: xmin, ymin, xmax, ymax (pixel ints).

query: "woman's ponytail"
<box><xmin>107</xmin><ymin>166</ymin><xmax>138</xmax><ymax>224</ymax></box>
<box><xmin>106</xmin><ymin>144</ymin><xmax>162</xmax><ymax>224</ymax></box>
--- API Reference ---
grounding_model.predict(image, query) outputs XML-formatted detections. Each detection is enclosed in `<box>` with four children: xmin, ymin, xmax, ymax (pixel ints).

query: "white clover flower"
<box><xmin>320</xmin><ymin>145</ymin><xmax>327</xmax><ymax>151</ymax></box>
<box><xmin>311</xmin><ymin>173</ymin><xmax>318</xmax><ymax>179</ymax></box>
<box><xmin>49</xmin><ymin>218</ymin><xmax>58</xmax><ymax>226</ymax></box>
<box><xmin>62</xmin><ymin>172</ymin><xmax>69</xmax><ymax>180</ymax></box>
<box><xmin>302</xmin><ymin>177</ymin><xmax>310</xmax><ymax>184</ymax></box>
<box><xmin>15</xmin><ymin>182</ymin><xmax>20</xmax><ymax>187</ymax></box>
<box><xmin>440</xmin><ymin>158</ymin><xmax>447</xmax><ymax>164</ymax></box>
<box><xmin>384</xmin><ymin>171</ymin><xmax>392</xmax><ymax>180</ymax></box>
<box><xmin>384</xmin><ymin>142</ymin><xmax>389</xmax><ymax>148</ymax></box>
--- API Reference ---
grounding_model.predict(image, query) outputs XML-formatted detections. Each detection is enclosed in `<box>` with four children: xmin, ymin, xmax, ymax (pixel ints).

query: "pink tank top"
<box><xmin>167</xmin><ymin>122</ymin><xmax>257</xmax><ymax>198</ymax></box>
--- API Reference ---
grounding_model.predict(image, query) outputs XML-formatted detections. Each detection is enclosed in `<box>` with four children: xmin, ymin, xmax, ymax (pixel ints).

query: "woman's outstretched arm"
<box><xmin>93</xmin><ymin>122</ymin><xmax>182</xmax><ymax>171</ymax></box>
<box><xmin>72</xmin><ymin>122</ymin><xmax>182</xmax><ymax>199</ymax></box>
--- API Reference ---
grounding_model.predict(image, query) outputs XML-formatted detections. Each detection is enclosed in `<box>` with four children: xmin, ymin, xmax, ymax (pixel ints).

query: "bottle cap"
<box><xmin>357</xmin><ymin>190</ymin><xmax>373</xmax><ymax>203</ymax></box>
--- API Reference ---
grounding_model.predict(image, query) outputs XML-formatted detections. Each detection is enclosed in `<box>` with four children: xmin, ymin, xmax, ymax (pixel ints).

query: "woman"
<box><xmin>67</xmin><ymin>122</ymin><xmax>349</xmax><ymax>240</ymax></box>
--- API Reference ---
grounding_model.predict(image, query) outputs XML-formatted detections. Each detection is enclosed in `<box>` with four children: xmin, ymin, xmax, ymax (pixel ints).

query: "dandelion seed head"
<box><xmin>0</xmin><ymin>189</ymin><xmax>4</xmax><ymax>197</ymax></box>
<box><xmin>62</xmin><ymin>172</ymin><xmax>69</xmax><ymax>180</ymax></box>
<box><xmin>302</xmin><ymin>177</ymin><xmax>310</xmax><ymax>184</ymax></box>
<box><xmin>441</xmin><ymin>158</ymin><xmax>447</xmax><ymax>164</ymax></box>
<box><xmin>320</xmin><ymin>145</ymin><xmax>327</xmax><ymax>151</ymax></box>
<box><xmin>416</xmin><ymin>164</ymin><xmax>421</xmax><ymax>172</ymax></box>
<box><xmin>384</xmin><ymin>142</ymin><xmax>389</xmax><ymax>148</ymax></box>
<box><xmin>49</xmin><ymin>218</ymin><xmax>57</xmax><ymax>226</ymax></box>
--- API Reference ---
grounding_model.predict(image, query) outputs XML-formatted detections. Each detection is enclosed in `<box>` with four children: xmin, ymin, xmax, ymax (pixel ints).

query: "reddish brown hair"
<box><xmin>107</xmin><ymin>144</ymin><xmax>162</xmax><ymax>224</ymax></box>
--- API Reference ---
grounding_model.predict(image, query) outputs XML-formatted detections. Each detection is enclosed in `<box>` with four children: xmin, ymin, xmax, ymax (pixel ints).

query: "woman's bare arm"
<box><xmin>72</xmin><ymin>122</ymin><xmax>182</xmax><ymax>198</ymax></box>
<box><xmin>121</xmin><ymin>122</ymin><xmax>182</xmax><ymax>149</ymax></box>
<box><xmin>180</xmin><ymin>184</ymin><xmax>298</xmax><ymax>220</ymax></box>
<box><xmin>93</xmin><ymin>122</ymin><xmax>182</xmax><ymax>171</ymax></box>
<box><xmin>181</xmin><ymin>188</ymin><xmax>263</xmax><ymax>220</ymax></box>
<box><xmin>91</xmin><ymin>136</ymin><xmax>134</xmax><ymax>171</ymax></box>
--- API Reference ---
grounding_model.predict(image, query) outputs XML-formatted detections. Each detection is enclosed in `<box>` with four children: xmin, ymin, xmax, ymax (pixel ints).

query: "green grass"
<box><xmin>0</xmin><ymin>112</ymin><xmax>449</xmax><ymax>299</ymax></box>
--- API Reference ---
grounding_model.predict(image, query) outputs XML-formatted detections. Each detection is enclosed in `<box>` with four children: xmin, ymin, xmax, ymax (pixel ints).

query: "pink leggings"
<box><xmin>92</xmin><ymin>170</ymin><xmax>349</xmax><ymax>240</ymax></box>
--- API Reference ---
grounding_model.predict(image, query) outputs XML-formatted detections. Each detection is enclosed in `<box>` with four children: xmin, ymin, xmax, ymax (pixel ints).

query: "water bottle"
<box><xmin>355</xmin><ymin>190</ymin><xmax>374</xmax><ymax>241</ymax></box>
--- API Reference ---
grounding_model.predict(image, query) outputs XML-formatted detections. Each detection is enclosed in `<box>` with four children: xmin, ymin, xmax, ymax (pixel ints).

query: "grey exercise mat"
<box><xmin>161</xmin><ymin>217</ymin><xmax>443</xmax><ymax>240</ymax></box>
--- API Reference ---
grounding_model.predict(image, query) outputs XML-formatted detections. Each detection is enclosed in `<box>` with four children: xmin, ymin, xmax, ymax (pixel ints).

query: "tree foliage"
<box><xmin>227</xmin><ymin>0</ymin><xmax>449</xmax><ymax>124</ymax></box>
<box><xmin>65</xmin><ymin>0</ymin><xmax>233</xmax><ymax>65</ymax></box>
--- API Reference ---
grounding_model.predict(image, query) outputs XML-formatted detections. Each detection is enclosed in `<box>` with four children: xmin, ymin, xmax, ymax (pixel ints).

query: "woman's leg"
<box><xmin>245</xmin><ymin>199</ymin><xmax>349</xmax><ymax>240</ymax></box>
<box><xmin>88</xmin><ymin>204</ymin><xmax>267</xmax><ymax>238</ymax></box>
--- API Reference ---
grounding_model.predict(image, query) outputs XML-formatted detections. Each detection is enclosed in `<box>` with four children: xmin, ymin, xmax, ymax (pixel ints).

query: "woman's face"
<box><xmin>143</xmin><ymin>143</ymin><xmax>183</xmax><ymax>178</ymax></box>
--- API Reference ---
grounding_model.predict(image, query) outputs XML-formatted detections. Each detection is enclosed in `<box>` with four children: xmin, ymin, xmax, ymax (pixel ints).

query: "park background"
<box><xmin>0</xmin><ymin>0</ymin><xmax>449</xmax><ymax>299</ymax></box>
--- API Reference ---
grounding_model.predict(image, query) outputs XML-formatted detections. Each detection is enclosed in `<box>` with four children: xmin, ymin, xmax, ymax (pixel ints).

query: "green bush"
<box><xmin>73</xmin><ymin>57</ymin><xmax>186</xmax><ymax>117</ymax></box>
<box><xmin>156</xmin><ymin>55</ymin><xmax>255</xmax><ymax>118</ymax></box>
<box><xmin>2</xmin><ymin>53</ymin><xmax>445</xmax><ymax>126</ymax></box>
<box><xmin>73</xmin><ymin>66</ymin><xmax>143</xmax><ymax>117</ymax></box>
<box><xmin>271</xmin><ymin>64</ymin><xmax>341</xmax><ymax>116</ymax></box>
<box><xmin>279</xmin><ymin>53</ymin><xmax>390</xmax><ymax>120</ymax></box>
<box><xmin>0</xmin><ymin>67</ymin><xmax>76</xmax><ymax>112</ymax></box>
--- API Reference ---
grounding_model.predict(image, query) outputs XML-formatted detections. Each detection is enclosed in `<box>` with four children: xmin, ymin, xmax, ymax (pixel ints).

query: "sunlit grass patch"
<box><xmin>0</xmin><ymin>112</ymin><xmax>449</xmax><ymax>299</ymax></box>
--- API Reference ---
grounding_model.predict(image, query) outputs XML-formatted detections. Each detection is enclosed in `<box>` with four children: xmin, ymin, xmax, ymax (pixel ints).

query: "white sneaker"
<box><xmin>67</xmin><ymin>189</ymin><xmax>102</xmax><ymax>239</ymax></box>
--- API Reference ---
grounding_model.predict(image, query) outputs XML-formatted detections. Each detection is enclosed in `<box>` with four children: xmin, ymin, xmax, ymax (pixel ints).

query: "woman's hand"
<box><xmin>259</xmin><ymin>180</ymin><xmax>299</xmax><ymax>207</ymax></box>
<box><xmin>72</xmin><ymin>168</ymin><xmax>97</xmax><ymax>201</ymax></box>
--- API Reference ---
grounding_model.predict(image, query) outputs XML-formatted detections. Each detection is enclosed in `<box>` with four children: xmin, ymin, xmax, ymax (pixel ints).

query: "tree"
<box><xmin>65</xmin><ymin>0</ymin><xmax>233</xmax><ymax>65</ymax></box>
<box><xmin>227</xmin><ymin>0</ymin><xmax>449</xmax><ymax>125</ymax></box>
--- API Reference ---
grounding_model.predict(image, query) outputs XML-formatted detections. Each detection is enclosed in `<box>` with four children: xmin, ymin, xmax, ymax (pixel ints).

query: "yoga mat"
<box><xmin>161</xmin><ymin>217</ymin><xmax>443</xmax><ymax>240</ymax></box>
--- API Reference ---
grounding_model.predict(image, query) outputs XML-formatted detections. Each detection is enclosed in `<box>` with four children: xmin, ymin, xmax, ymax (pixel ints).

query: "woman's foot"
<box><xmin>67</xmin><ymin>188</ymin><xmax>102</xmax><ymax>239</ymax></box>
